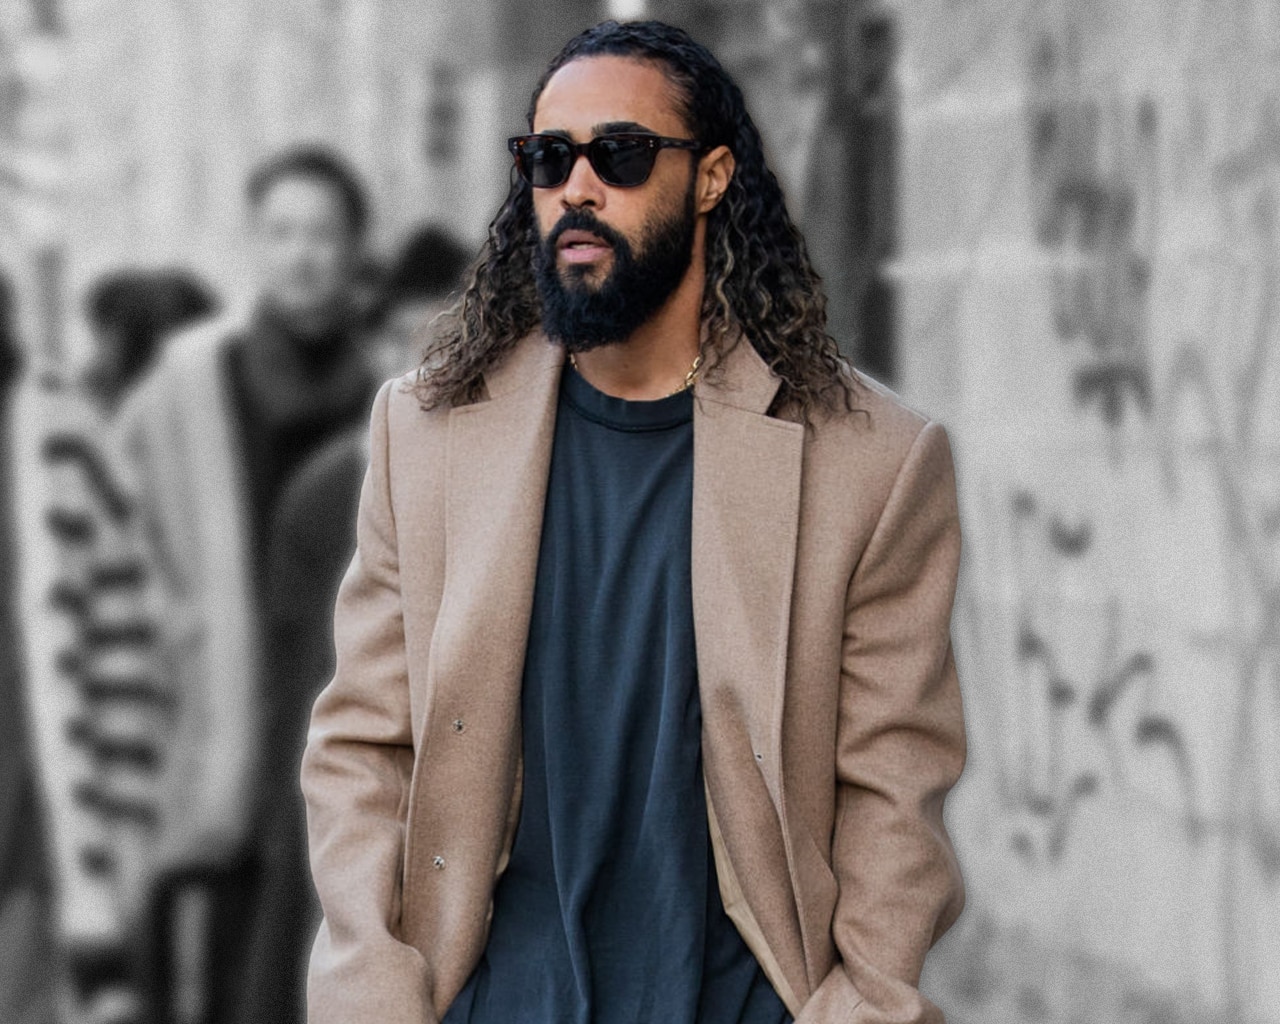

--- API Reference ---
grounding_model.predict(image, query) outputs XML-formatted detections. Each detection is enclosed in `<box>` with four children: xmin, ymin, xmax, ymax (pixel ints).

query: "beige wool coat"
<box><xmin>301</xmin><ymin>332</ymin><xmax>966</xmax><ymax>1024</ymax></box>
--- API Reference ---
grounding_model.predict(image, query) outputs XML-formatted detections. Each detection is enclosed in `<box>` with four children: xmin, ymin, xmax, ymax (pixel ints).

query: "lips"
<box><xmin>556</xmin><ymin>228</ymin><xmax>613</xmax><ymax>264</ymax></box>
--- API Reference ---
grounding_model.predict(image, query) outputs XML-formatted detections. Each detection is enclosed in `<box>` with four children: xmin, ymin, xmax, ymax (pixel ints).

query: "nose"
<box><xmin>560</xmin><ymin>149</ymin><xmax>606</xmax><ymax>210</ymax></box>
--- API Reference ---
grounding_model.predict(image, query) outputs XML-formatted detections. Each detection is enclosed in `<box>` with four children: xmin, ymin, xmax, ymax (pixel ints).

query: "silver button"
<box><xmin>432</xmin><ymin>855</ymin><xmax>445</xmax><ymax>870</ymax></box>
<box><xmin>452</xmin><ymin>718</ymin><xmax>465</xmax><ymax>733</ymax></box>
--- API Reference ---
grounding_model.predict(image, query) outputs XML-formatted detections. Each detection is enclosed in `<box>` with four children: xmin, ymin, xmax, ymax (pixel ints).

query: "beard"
<box><xmin>532</xmin><ymin>180</ymin><xmax>698</xmax><ymax>353</ymax></box>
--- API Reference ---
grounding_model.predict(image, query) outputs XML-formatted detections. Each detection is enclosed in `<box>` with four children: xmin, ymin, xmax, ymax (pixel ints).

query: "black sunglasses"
<box><xmin>508</xmin><ymin>132</ymin><xmax>703</xmax><ymax>188</ymax></box>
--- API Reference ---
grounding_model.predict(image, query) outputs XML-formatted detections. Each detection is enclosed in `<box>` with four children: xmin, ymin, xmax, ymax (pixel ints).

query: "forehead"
<box><xmin>255</xmin><ymin>175</ymin><xmax>348</xmax><ymax>222</ymax></box>
<box><xmin>533</xmin><ymin>55</ymin><xmax>687</xmax><ymax>137</ymax></box>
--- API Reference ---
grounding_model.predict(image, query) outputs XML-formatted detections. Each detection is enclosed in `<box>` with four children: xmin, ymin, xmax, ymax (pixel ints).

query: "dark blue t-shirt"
<box><xmin>443</xmin><ymin>366</ymin><xmax>791</xmax><ymax>1024</ymax></box>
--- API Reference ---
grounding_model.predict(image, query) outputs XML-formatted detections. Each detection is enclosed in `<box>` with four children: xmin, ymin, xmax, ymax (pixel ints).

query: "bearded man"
<box><xmin>302</xmin><ymin>20</ymin><xmax>966</xmax><ymax>1024</ymax></box>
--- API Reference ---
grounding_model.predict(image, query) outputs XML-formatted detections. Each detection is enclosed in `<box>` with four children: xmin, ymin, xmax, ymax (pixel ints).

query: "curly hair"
<box><xmin>414</xmin><ymin>19</ymin><xmax>855</xmax><ymax>417</ymax></box>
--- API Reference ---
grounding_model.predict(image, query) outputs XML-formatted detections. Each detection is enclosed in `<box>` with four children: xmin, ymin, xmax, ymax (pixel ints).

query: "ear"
<box><xmin>696</xmin><ymin>145</ymin><xmax>736</xmax><ymax>214</ymax></box>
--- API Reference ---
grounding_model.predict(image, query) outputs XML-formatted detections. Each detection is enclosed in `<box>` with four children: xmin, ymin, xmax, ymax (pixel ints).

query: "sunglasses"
<box><xmin>508</xmin><ymin>132</ymin><xmax>703</xmax><ymax>189</ymax></box>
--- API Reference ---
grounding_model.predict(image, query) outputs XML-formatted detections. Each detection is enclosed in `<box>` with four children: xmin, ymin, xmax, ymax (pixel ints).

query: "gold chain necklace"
<box><xmin>567</xmin><ymin>351</ymin><xmax>703</xmax><ymax>397</ymax></box>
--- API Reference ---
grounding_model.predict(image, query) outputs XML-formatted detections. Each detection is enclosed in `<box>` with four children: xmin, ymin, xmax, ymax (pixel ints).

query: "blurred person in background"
<box><xmin>7</xmin><ymin>266</ymin><xmax>217</xmax><ymax>1024</ymax></box>
<box><xmin>112</xmin><ymin>144</ymin><xmax>379</xmax><ymax>1024</ymax></box>
<box><xmin>365</xmin><ymin>223</ymin><xmax>474</xmax><ymax>380</ymax></box>
<box><xmin>0</xmin><ymin>273</ymin><xmax>59</xmax><ymax>1024</ymax></box>
<box><xmin>233</xmin><ymin>220</ymin><xmax>471</xmax><ymax>1024</ymax></box>
<box><xmin>303</xmin><ymin>19</ymin><xmax>964</xmax><ymax>1024</ymax></box>
<box><xmin>82</xmin><ymin>269</ymin><xmax>220</xmax><ymax>416</ymax></box>
<box><xmin>49</xmin><ymin>266</ymin><xmax>220</xmax><ymax>1024</ymax></box>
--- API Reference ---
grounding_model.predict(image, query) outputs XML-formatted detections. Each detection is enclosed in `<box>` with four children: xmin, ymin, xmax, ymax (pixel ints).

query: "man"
<box><xmin>303</xmin><ymin>20</ymin><xmax>965</xmax><ymax>1024</ymax></box>
<box><xmin>114</xmin><ymin>145</ymin><xmax>379</xmax><ymax>1024</ymax></box>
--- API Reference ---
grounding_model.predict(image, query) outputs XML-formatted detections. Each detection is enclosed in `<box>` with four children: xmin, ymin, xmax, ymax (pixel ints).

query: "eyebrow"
<box><xmin>593</xmin><ymin>120</ymin><xmax>655</xmax><ymax>136</ymax></box>
<box><xmin>538</xmin><ymin>120</ymin><xmax>658</xmax><ymax>140</ymax></box>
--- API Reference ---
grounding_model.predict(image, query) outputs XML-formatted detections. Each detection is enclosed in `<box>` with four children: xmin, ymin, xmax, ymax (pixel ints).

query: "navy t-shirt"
<box><xmin>443</xmin><ymin>366</ymin><xmax>791</xmax><ymax>1024</ymax></box>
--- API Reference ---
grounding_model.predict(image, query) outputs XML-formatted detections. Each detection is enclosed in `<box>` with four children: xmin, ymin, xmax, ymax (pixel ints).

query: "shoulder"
<box><xmin>363</xmin><ymin>372</ymin><xmax>454</xmax><ymax>514</ymax></box>
<box><xmin>806</xmin><ymin>367</ymin><xmax>938</xmax><ymax>465</ymax></box>
<box><xmin>276</xmin><ymin>425</ymin><xmax>368</xmax><ymax>525</ymax></box>
<box><xmin>151</xmin><ymin>312</ymin><xmax>243</xmax><ymax>382</ymax></box>
<box><xmin>267</xmin><ymin>426</ymin><xmax>368</xmax><ymax>584</ymax></box>
<box><xmin>115</xmin><ymin>312</ymin><xmax>244</xmax><ymax>434</ymax></box>
<box><xmin>798</xmin><ymin>368</ymin><xmax>956</xmax><ymax>530</ymax></box>
<box><xmin>378</xmin><ymin>367</ymin><xmax>457</xmax><ymax>448</ymax></box>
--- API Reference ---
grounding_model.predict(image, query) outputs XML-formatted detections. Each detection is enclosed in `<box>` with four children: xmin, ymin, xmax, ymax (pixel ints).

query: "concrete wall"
<box><xmin>896</xmin><ymin>1</ymin><xmax>1280</xmax><ymax>1020</ymax></box>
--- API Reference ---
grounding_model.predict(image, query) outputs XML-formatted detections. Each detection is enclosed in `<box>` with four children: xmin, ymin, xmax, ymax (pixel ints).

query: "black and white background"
<box><xmin>2</xmin><ymin>1</ymin><xmax>1277</xmax><ymax>1022</ymax></box>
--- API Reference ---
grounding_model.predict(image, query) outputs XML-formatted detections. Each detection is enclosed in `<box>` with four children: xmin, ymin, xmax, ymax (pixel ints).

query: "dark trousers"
<box><xmin>145</xmin><ymin>843</ymin><xmax>314</xmax><ymax>1024</ymax></box>
<box><xmin>145</xmin><ymin>856</ymin><xmax>262</xmax><ymax>1024</ymax></box>
<box><xmin>0</xmin><ymin>778</ymin><xmax>58</xmax><ymax>1024</ymax></box>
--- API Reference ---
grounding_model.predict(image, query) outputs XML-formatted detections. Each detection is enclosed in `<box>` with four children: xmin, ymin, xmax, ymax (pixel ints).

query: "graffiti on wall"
<box><xmin>1027</xmin><ymin>25</ymin><xmax>1157</xmax><ymax>429</ymax></box>
<box><xmin>992</xmin><ymin>489</ymin><xmax>1199</xmax><ymax>867</ymax></box>
<box><xmin>1001</xmin><ymin>9</ymin><xmax>1280</xmax><ymax>1016</ymax></box>
<box><xmin>908</xmin><ymin>0</ymin><xmax>1280</xmax><ymax>1018</ymax></box>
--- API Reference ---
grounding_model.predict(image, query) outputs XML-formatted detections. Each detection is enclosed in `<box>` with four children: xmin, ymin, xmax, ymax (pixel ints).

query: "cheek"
<box><xmin>288</xmin><ymin>241</ymin><xmax>352</xmax><ymax>290</ymax></box>
<box><xmin>297</xmin><ymin>226</ymin><xmax>344</xmax><ymax>258</ymax></box>
<box><xmin>316</xmin><ymin>241</ymin><xmax>350</xmax><ymax>276</ymax></box>
<box><xmin>532</xmin><ymin>194</ymin><xmax>561</xmax><ymax>242</ymax></box>
<box><xmin>258</xmin><ymin>241</ymin><xmax>297</xmax><ymax>280</ymax></box>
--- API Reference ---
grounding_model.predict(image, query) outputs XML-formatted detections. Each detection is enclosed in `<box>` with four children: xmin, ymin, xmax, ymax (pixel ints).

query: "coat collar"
<box><xmin>474</xmin><ymin>330</ymin><xmax>563</xmax><ymax>401</ymax></box>
<box><xmin>696</xmin><ymin>331</ymin><xmax>786</xmax><ymax>416</ymax></box>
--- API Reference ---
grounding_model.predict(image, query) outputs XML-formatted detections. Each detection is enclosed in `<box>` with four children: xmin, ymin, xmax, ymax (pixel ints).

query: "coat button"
<box><xmin>452</xmin><ymin>719</ymin><xmax>465</xmax><ymax>733</ymax></box>
<box><xmin>433</xmin><ymin>855</ymin><xmax>446</xmax><ymax>870</ymax></box>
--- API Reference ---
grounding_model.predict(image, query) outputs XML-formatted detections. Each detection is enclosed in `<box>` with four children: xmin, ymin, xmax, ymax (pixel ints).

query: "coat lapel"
<box><xmin>435</xmin><ymin>333</ymin><xmax>563</xmax><ymax>733</ymax></box>
<box><xmin>400</xmin><ymin>335</ymin><xmax>562</xmax><ymax>958</ymax></box>
<box><xmin>692</xmin><ymin>338</ymin><xmax>810</xmax><ymax>999</ymax></box>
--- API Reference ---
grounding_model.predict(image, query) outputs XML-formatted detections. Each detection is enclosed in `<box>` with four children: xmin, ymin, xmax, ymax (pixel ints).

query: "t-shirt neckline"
<box><xmin>561</xmin><ymin>362</ymin><xmax>694</xmax><ymax>432</ymax></box>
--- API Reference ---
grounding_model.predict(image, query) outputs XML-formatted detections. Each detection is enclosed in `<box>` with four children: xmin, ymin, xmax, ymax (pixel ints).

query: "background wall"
<box><xmin>900</xmin><ymin>2</ymin><xmax>1280</xmax><ymax>1022</ymax></box>
<box><xmin>2</xmin><ymin>0</ymin><xmax>1277</xmax><ymax>1021</ymax></box>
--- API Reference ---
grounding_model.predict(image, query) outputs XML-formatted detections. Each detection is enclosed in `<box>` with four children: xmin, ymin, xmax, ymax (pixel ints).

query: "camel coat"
<box><xmin>301</xmin><ymin>332</ymin><xmax>966</xmax><ymax>1024</ymax></box>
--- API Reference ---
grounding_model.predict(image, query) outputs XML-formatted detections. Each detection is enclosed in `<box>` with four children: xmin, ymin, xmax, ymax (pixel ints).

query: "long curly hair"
<box><xmin>413</xmin><ymin>19</ymin><xmax>855</xmax><ymax>417</ymax></box>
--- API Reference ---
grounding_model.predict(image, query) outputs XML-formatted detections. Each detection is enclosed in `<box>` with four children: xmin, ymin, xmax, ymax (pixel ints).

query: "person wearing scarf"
<box><xmin>110</xmin><ymin>146</ymin><xmax>378</xmax><ymax>1024</ymax></box>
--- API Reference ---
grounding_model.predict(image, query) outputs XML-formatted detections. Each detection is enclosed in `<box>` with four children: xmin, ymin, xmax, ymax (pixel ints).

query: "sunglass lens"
<box><xmin>521</xmin><ymin>138</ymin><xmax>573</xmax><ymax>188</ymax></box>
<box><xmin>592</xmin><ymin>137</ymin><xmax>656</xmax><ymax>186</ymax></box>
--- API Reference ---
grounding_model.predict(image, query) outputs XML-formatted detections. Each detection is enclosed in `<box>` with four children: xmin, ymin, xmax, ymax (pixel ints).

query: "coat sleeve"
<box><xmin>799</xmin><ymin>420</ymin><xmax>966</xmax><ymax>1024</ymax></box>
<box><xmin>300</xmin><ymin>380</ymin><xmax>436</xmax><ymax>1024</ymax></box>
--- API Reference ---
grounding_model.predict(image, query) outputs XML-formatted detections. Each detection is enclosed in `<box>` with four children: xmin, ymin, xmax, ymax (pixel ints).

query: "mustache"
<box><xmin>544</xmin><ymin>209</ymin><xmax>629</xmax><ymax>253</ymax></box>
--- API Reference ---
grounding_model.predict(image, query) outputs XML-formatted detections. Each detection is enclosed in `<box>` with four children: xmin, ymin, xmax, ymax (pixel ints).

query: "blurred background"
<box><xmin>1</xmin><ymin>0</ymin><xmax>1277</xmax><ymax>1022</ymax></box>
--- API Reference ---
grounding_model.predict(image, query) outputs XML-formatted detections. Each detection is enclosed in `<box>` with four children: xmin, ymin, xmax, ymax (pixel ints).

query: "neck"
<box><xmin>259</xmin><ymin>295</ymin><xmax>349</xmax><ymax>350</ymax></box>
<box><xmin>567</xmin><ymin>237</ymin><xmax>706</xmax><ymax>401</ymax></box>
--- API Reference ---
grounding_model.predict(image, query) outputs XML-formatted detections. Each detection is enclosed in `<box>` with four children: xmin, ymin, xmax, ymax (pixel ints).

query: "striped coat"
<box><xmin>10</xmin><ymin>368</ymin><xmax>159</xmax><ymax>1019</ymax></box>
